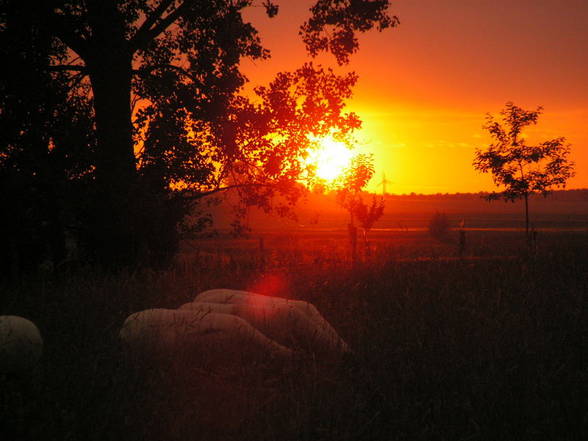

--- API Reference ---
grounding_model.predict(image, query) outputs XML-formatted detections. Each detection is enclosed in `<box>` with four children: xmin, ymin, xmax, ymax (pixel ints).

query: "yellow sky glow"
<box><xmin>242</xmin><ymin>1</ymin><xmax>588</xmax><ymax>194</ymax></box>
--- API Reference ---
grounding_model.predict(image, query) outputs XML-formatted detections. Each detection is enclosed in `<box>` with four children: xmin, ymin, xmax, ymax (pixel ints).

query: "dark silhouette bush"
<box><xmin>428</xmin><ymin>211</ymin><xmax>451</xmax><ymax>241</ymax></box>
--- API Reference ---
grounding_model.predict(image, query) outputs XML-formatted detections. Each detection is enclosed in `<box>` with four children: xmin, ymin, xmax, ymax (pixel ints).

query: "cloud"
<box><xmin>425</xmin><ymin>140</ymin><xmax>472</xmax><ymax>149</ymax></box>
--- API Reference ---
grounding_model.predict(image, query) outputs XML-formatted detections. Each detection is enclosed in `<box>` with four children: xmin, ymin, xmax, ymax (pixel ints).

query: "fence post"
<box><xmin>259</xmin><ymin>236</ymin><xmax>266</xmax><ymax>267</ymax></box>
<box><xmin>349</xmin><ymin>223</ymin><xmax>358</xmax><ymax>268</ymax></box>
<box><xmin>458</xmin><ymin>230</ymin><xmax>466</xmax><ymax>258</ymax></box>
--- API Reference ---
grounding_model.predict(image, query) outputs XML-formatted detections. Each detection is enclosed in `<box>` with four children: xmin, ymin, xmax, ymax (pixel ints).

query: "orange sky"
<box><xmin>241</xmin><ymin>0</ymin><xmax>588</xmax><ymax>194</ymax></box>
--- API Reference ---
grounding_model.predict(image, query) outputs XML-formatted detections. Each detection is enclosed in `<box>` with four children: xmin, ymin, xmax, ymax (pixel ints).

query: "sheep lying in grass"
<box><xmin>181</xmin><ymin>289</ymin><xmax>350</xmax><ymax>357</ymax></box>
<box><xmin>119</xmin><ymin>308</ymin><xmax>293</xmax><ymax>368</ymax></box>
<box><xmin>119</xmin><ymin>289</ymin><xmax>349</xmax><ymax>369</ymax></box>
<box><xmin>0</xmin><ymin>316</ymin><xmax>43</xmax><ymax>374</ymax></box>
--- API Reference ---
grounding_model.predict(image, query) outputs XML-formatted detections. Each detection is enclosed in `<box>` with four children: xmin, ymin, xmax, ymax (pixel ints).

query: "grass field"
<box><xmin>1</xmin><ymin>222</ymin><xmax>587</xmax><ymax>441</ymax></box>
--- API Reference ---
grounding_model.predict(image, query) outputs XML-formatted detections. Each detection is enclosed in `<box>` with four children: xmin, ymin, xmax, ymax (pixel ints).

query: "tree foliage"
<box><xmin>473</xmin><ymin>102</ymin><xmax>575</xmax><ymax>235</ymax></box>
<box><xmin>0</xmin><ymin>2</ymin><xmax>96</xmax><ymax>275</ymax></box>
<box><xmin>335</xmin><ymin>152</ymin><xmax>376</xmax><ymax>218</ymax></box>
<box><xmin>474</xmin><ymin>102</ymin><xmax>575</xmax><ymax>199</ymax></box>
<box><xmin>354</xmin><ymin>195</ymin><xmax>385</xmax><ymax>234</ymax></box>
<box><xmin>0</xmin><ymin>0</ymin><xmax>397</xmax><ymax>271</ymax></box>
<box><xmin>302</xmin><ymin>0</ymin><xmax>398</xmax><ymax>64</ymax></box>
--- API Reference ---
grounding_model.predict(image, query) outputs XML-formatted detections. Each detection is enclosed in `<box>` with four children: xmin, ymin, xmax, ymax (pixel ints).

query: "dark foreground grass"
<box><xmin>1</xmin><ymin>231</ymin><xmax>587</xmax><ymax>441</ymax></box>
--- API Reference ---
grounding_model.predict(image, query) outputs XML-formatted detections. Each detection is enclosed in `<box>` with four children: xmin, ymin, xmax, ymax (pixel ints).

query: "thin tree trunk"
<box><xmin>524</xmin><ymin>192</ymin><xmax>530</xmax><ymax>239</ymax></box>
<box><xmin>363</xmin><ymin>228</ymin><xmax>371</xmax><ymax>257</ymax></box>
<box><xmin>349</xmin><ymin>215</ymin><xmax>357</xmax><ymax>268</ymax></box>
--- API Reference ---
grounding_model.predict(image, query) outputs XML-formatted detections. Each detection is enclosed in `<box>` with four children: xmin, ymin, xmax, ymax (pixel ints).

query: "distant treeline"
<box><xmin>382</xmin><ymin>189</ymin><xmax>588</xmax><ymax>201</ymax></box>
<box><xmin>200</xmin><ymin>188</ymin><xmax>588</xmax><ymax>233</ymax></box>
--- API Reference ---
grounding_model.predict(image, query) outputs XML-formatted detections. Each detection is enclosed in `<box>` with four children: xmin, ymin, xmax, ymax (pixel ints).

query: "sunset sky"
<box><xmin>242</xmin><ymin>0</ymin><xmax>588</xmax><ymax>194</ymax></box>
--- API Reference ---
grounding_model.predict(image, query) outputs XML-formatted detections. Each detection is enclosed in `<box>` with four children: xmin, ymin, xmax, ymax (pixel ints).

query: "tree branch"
<box><xmin>181</xmin><ymin>182</ymin><xmax>276</xmax><ymax>201</ymax></box>
<box><xmin>130</xmin><ymin>0</ymin><xmax>192</xmax><ymax>52</ymax></box>
<box><xmin>132</xmin><ymin>64</ymin><xmax>201</xmax><ymax>86</ymax></box>
<box><xmin>48</xmin><ymin>65</ymin><xmax>88</xmax><ymax>73</ymax></box>
<box><xmin>131</xmin><ymin>0</ymin><xmax>175</xmax><ymax>46</ymax></box>
<box><xmin>48</xmin><ymin>13</ymin><xmax>90</xmax><ymax>60</ymax></box>
<box><xmin>70</xmin><ymin>71</ymin><xmax>91</xmax><ymax>92</ymax></box>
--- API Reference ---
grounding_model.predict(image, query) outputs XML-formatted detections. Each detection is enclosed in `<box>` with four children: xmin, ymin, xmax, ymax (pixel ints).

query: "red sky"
<box><xmin>241</xmin><ymin>0</ymin><xmax>588</xmax><ymax>194</ymax></box>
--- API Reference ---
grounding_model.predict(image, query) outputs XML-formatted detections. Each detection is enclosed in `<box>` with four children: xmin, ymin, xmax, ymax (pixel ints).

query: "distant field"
<box><xmin>179</xmin><ymin>226</ymin><xmax>588</xmax><ymax>275</ymax></box>
<box><xmin>205</xmin><ymin>189</ymin><xmax>588</xmax><ymax>232</ymax></box>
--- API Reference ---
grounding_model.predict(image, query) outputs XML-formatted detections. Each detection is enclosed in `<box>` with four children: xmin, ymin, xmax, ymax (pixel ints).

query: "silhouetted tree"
<box><xmin>354</xmin><ymin>195</ymin><xmax>385</xmax><ymax>249</ymax></box>
<box><xmin>0</xmin><ymin>0</ymin><xmax>398</xmax><ymax>268</ymax></box>
<box><xmin>474</xmin><ymin>102</ymin><xmax>575</xmax><ymax>237</ymax></box>
<box><xmin>335</xmin><ymin>153</ymin><xmax>375</xmax><ymax>264</ymax></box>
<box><xmin>0</xmin><ymin>2</ymin><xmax>96</xmax><ymax>276</ymax></box>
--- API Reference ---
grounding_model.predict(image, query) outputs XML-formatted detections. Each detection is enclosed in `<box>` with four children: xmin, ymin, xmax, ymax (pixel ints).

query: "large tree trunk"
<box><xmin>89</xmin><ymin>62</ymin><xmax>136</xmax><ymax>192</ymax></box>
<box><xmin>74</xmin><ymin>1</ymin><xmax>138</xmax><ymax>267</ymax></box>
<box><xmin>86</xmin><ymin>52</ymin><xmax>138</xmax><ymax>266</ymax></box>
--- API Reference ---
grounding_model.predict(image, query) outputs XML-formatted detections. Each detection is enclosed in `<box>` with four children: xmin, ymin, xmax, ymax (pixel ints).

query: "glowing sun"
<box><xmin>306</xmin><ymin>135</ymin><xmax>354</xmax><ymax>182</ymax></box>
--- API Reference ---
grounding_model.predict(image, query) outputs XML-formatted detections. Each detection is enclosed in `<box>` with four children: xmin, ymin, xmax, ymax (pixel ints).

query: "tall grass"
<box><xmin>1</xmin><ymin>231</ymin><xmax>586</xmax><ymax>440</ymax></box>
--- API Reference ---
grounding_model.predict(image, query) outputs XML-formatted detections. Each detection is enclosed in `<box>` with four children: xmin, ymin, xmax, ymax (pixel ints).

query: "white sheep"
<box><xmin>184</xmin><ymin>289</ymin><xmax>350</xmax><ymax>357</ymax></box>
<box><xmin>0</xmin><ymin>315</ymin><xmax>43</xmax><ymax>374</ymax></box>
<box><xmin>119</xmin><ymin>289</ymin><xmax>349</xmax><ymax>371</ymax></box>
<box><xmin>119</xmin><ymin>308</ymin><xmax>293</xmax><ymax>368</ymax></box>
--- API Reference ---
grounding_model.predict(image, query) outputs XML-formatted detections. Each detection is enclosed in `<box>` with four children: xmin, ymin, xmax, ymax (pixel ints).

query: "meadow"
<box><xmin>1</xmin><ymin>201</ymin><xmax>587</xmax><ymax>441</ymax></box>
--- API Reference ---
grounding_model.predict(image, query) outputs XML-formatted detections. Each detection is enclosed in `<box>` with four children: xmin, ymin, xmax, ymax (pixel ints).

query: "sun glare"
<box><xmin>306</xmin><ymin>135</ymin><xmax>354</xmax><ymax>182</ymax></box>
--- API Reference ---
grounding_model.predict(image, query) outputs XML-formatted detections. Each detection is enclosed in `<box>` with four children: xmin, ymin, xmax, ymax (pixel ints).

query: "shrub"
<box><xmin>428</xmin><ymin>211</ymin><xmax>451</xmax><ymax>241</ymax></box>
